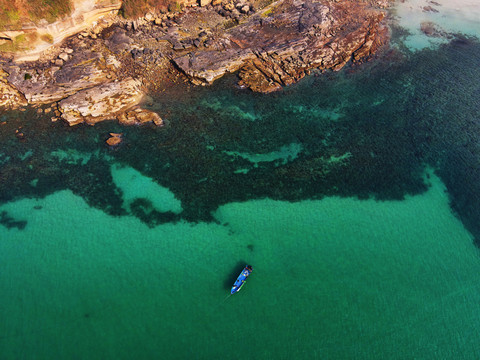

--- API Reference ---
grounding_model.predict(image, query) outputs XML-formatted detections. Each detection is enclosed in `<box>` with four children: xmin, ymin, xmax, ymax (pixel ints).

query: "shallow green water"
<box><xmin>2</xmin><ymin>1</ymin><xmax>480</xmax><ymax>358</ymax></box>
<box><xmin>1</xmin><ymin>173</ymin><xmax>479</xmax><ymax>359</ymax></box>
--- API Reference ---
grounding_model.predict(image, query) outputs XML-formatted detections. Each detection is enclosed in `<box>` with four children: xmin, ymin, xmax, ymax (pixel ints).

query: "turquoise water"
<box><xmin>2</xmin><ymin>1</ymin><xmax>480</xmax><ymax>358</ymax></box>
<box><xmin>393</xmin><ymin>0</ymin><xmax>480</xmax><ymax>50</ymax></box>
<box><xmin>1</xmin><ymin>174</ymin><xmax>479</xmax><ymax>359</ymax></box>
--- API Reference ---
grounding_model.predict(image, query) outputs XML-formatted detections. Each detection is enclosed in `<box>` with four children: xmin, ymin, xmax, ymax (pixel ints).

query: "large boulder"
<box><xmin>5</xmin><ymin>50</ymin><xmax>114</xmax><ymax>104</ymax></box>
<box><xmin>58</xmin><ymin>78</ymin><xmax>144</xmax><ymax>126</ymax></box>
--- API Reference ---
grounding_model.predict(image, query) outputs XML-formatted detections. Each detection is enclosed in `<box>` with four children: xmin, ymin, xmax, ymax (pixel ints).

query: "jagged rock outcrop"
<box><xmin>0</xmin><ymin>0</ymin><xmax>393</xmax><ymax>126</ymax></box>
<box><xmin>173</xmin><ymin>0</ymin><xmax>389</xmax><ymax>92</ymax></box>
<box><xmin>56</xmin><ymin>76</ymin><xmax>162</xmax><ymax>126</ymax></box>
<box><xmin>5</xmin><ymin>49</ymin><xmax>117</xmax><ymax>104</ymax></box>
<box><xmin>0</xmin><ymin>69</ymin><xmax>27</xmax><ymax>108</ymax></box>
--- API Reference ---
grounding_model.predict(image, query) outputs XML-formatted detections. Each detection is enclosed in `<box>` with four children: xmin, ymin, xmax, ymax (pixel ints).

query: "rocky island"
<box><xmin>0</xmin><ymin>0</ymin><xmax>392</xmax><ymax>126</ymax></box>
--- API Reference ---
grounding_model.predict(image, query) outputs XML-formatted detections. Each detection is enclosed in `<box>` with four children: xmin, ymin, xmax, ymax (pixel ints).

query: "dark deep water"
<box><xmin>1</xmin><ymin>8</ymin><xmax>480</xmax><ymax>359</ymax></box>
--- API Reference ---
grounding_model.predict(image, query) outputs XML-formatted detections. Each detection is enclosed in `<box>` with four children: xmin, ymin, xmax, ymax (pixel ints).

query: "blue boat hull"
<box><xmin>231</xmin><ymin>265</ymin><xmax>253</xmax><ymax>294</ymax></box>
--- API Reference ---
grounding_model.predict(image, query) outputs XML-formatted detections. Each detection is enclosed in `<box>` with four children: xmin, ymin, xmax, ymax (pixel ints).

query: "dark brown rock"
<box><xmin>420</xmin><ymin>21</ymin><xmax>451</xmax><ymax>38</ymax></box>
<box><xmin>106</xmin><ymin>134</ymin><xmax>122</xmax><ymax>146</ymax></box>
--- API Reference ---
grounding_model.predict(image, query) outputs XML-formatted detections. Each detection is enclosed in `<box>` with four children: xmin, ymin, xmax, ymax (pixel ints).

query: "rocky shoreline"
<box><xmin>0</xmin><ymin>0</ymin><xmax>392</xmax><ymax>127</ymax></box>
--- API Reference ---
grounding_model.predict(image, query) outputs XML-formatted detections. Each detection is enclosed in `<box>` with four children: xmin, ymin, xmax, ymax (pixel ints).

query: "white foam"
<box><xmin>392</xmin><ymin>0</ymin><xmax>480</xmax><ymax>51</ymax></box>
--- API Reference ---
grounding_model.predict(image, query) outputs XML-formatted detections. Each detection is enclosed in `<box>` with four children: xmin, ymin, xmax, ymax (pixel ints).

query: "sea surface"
<box><xmin>1</xmin><ymin>1</ymin><xmax>480</xmax><ymax>359</ymax></box>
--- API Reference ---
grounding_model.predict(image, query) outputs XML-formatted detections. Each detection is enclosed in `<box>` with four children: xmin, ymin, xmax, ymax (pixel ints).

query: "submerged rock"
<box><xmin>420</xmin><ymin>22</ymin><xmax>451</xmax><ymax>39</ymax></box>
<box><xmin>117</xmin><ymin>108</ymin><xmax>164</xmax><ymax>126</ymax></box>
<box><xmin>106</xmin><ymin>133</ymin><xmax>123</xmax><ymax>146</ymax></box>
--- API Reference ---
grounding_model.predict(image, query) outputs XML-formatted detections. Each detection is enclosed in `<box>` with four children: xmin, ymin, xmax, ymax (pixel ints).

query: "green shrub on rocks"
<box><xmin>40</xmin><ymin>33</ymin><xmax>54</xmax><ymax>44</ymax></box>
<box><xmin>120</xmin><ymin>0</ymin><xmax>178</xmax><ymax>18</ymax></box>
<box><xmin>0</xmin><ymin>0</ymin><xmax>72</xmax><ymax>29</ymax></box>
<box><xmin>0</xmin><ymin>34</ymin><xmax>26</xmax><ymax>52</ymax></box>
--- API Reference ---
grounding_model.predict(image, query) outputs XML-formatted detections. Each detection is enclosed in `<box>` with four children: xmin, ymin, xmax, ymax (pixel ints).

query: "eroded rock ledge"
<box><xmin>0</xmin><ymin>0</ymin><xmax>392</xmax><ymax>126</ymax></box>
<box><xmin>174</xmin><ymin>0</ymin><xmax>389</xmax><ymax>92</ymax></box>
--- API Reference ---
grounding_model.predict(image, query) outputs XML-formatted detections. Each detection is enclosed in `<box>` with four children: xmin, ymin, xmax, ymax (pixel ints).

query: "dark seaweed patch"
<box><xmin>129</xmin><ymin>198</ymin><xmax>180</xmax><ymax>227</ymax></box>
<box><xmin>437</xmin><ymin>148</ymin><xmax>480</xmax><ymax>246</ymax></box>
<box><xmin>0</xmin><ymin>35</ymin><xmax>480</xmax><ymax>247</ymax></box>
<box><xmin>64</xmin><ymin>157</ymin><xmax>126</xmax><ymax>217</ymax></box>
<box><xmin>0</xmin><ymin>211</ymin><xmax>27</xmax><ymax>230</ymax></box>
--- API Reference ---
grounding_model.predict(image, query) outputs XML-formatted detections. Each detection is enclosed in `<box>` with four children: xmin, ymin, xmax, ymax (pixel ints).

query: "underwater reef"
<box><xmin>1</xmin><ymin>34</ymin><xmax>480</xmax><ymax>246</ymax></box>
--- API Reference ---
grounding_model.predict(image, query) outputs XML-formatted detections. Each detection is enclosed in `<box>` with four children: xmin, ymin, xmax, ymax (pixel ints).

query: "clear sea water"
<box><xmin>1</xmin><ymin>1</ymin><xmax>480</xmax><ymax>359</ymax></box>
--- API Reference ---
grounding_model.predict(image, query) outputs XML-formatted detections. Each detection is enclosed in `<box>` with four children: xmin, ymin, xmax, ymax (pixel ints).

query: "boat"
<box><xmin>231</xmin><ymin>265</ymin><xmax>253</xmax><ymax>294</ymax></box>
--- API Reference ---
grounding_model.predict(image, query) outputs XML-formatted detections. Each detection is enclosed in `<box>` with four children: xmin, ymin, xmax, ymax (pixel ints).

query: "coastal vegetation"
<box><xmin>40</xmin><ymin>33</ymin><xmax>54</xmax><ymax>44</ymax></box>
<box><xmin>0</xmin><ymin>0</ymin><xmax>72</xmax><ymax>29</ymax></box>
<box><xmin>120</xmin><ymin>0</ymin><xmax>178</xmax><ymax>18</ymax></box>
<box><xmin>0</xmin><ymin>32</ymin><xmax>38</xmax><ymax>52</ymax></box>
